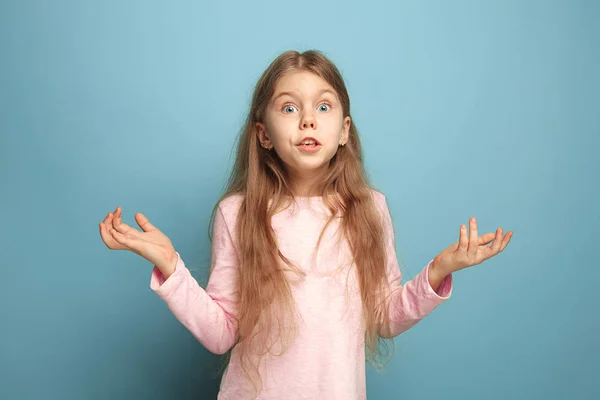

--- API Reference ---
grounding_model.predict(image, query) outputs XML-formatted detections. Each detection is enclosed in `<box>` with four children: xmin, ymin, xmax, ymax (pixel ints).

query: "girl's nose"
<box><xmin>301</xmin><ymin>114</ymin><xmax>317</xmax><ymax>129</ymax></box>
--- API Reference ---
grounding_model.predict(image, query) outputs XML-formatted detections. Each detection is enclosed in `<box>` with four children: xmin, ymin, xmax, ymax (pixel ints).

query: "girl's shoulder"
<box><xmin>218</xmin><ymin>192</ymin><xmax>244</xmax><ymax>212</ymax></box>
<box><xmin>369</xmin><ymin>188</ymin><xmax>387</xmax><ymax>208</ymax></box>
<box><xmin>215</xmin><ymin>193</ymin><xmax>245</xmax><ymax>225</ymax></box>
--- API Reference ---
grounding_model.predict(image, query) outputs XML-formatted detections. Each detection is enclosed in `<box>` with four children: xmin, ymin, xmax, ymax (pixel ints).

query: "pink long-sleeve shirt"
<box><xmin>150</xmin><ymin>191</ymin><xmax>452</xmax><ymax>399</ymax></box>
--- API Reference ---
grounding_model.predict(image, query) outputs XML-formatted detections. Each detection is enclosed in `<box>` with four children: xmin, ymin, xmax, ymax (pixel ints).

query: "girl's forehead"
<box><xmin>274</xmin><ymin>70</ymin><xmax>335</xmax><ymax>94</ymax></box>
<box><xmin>271</xmin><ymin>71</ymin><xmax>339</xmax><ymax>103</ymax></box>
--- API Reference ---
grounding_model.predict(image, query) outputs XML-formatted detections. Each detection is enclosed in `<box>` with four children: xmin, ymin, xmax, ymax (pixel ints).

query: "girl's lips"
<box><xmin>297</xmin><ymin>136</ymin><xmax>321</xmax><ymax>146</ymax></box>
<box><xmin>297</xmin><ymin>143</ymin><xmax>322</xmax><ymax>153</ymax></box>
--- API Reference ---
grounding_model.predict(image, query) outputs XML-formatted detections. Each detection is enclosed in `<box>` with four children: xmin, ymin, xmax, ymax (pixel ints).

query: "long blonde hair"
<box><xmin>209</xmin><ymin>49</ymin><xmax>393</xmax><ymax>393</ymax></box>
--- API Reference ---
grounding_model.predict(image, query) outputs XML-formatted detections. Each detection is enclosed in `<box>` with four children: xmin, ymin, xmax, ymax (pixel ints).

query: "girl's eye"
<box><xmin>283</xmin><ymin>105</ymin><xmax>297</xmax><ymax>113</ymax></box>
<box><xmin>318</xmin><ymin>104</ymin><xmax>331</xmax><ymax>112</ymax></box>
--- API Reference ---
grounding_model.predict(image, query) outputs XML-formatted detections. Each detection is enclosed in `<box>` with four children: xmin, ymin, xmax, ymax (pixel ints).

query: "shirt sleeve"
<box><xmin>374</xmin><ymin>192</ymin><xmax>453</xmax><ymax>338</ymax></box>
<box><xmin>149</xmin><ymin>201</ymin><xmax>240</xmax><ymax>355</ymax></box>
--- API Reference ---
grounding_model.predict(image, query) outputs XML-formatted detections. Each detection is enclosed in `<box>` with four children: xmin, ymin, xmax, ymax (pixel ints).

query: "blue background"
<box><xmin>1</xmin><ymin>1</ymin><xmax>598</xmax><ymax>399</ymax></box>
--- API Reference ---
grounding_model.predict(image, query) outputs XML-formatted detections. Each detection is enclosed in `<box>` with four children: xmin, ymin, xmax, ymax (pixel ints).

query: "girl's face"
<box><xmin>256</xmin><ymin>70</ymin><xmax>351</xmax><ymax>192</ymax></box>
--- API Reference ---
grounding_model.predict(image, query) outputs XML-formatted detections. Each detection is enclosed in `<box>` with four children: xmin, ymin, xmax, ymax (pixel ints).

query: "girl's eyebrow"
<box><xmin>272</xmin><ymin>89</ymin><xmax>337</xmax><ymax>103</ymax></box>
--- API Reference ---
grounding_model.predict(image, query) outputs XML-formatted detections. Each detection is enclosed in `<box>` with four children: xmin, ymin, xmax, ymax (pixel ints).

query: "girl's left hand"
<box><xmin>432</xmin><ymin>217</ymin><xmax>513</xmax><ymax>276</ymax></box>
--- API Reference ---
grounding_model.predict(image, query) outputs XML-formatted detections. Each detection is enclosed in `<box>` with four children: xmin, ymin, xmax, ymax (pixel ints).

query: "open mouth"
<box><xmin>296</xmin><ymin>137</ymin><xmax>321</xmax><ymax>152</ymax></box>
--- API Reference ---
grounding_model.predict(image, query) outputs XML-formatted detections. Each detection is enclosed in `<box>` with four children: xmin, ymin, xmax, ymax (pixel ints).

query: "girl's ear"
<box><xmin>340</xmin><ymin>116</ymin><xmax>351</xmax><ymax>146</ymax></box>
<box><xmin>256</xmin><ymin>122</ymin><xmax>273</xmax><ymax>149</ymax></box>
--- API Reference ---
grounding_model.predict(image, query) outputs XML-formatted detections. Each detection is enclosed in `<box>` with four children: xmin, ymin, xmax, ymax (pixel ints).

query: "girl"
<box><xmin>99</xmin><ymin>50</ymin><xmax>512</xmax><ymax>400</ymax></box>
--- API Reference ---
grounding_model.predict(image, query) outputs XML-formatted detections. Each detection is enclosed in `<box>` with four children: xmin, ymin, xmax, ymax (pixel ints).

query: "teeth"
<box><xmin>301</xmin><ymin>140</ymin><xmax>316</xmax><ymax>145</ymax></box>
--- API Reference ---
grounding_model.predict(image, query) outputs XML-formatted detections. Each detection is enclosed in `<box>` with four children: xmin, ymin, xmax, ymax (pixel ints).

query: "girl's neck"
<box><xmin>287</xmin><ymin>167</ymin><xmax>327</xmax><ymax>197</ymax></box>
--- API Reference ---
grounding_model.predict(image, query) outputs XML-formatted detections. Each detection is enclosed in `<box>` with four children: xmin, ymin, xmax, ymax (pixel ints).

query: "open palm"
<box><xmin>99</xmin><ymin>206</ymin><xmax>177</xmax><ymax>276</ymax></box>
<box><xmin>433</xmin><ymin>217</ymin><xmax>513</xmax><ymax>275</ymax></box>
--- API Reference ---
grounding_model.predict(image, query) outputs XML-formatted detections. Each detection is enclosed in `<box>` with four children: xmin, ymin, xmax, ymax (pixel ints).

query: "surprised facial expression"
<box><xmin>256</xmin><ymin>70</ymin><xmax>351</xmax><ymax>182</ymax></box>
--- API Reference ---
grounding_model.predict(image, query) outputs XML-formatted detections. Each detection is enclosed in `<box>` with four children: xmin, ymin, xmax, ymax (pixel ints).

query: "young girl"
<box><xmin>99</xmin><ymin>50</ymin><xmax>512</xmax><ymax>400</ymax></box>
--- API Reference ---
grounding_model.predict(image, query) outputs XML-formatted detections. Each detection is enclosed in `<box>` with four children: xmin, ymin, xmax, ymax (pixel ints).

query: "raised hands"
<box><xmin>432</xmin><ymin>217</ymin><xmax>513</xmax><ymax>276</ymax></box>
<box><xmin>99</xmin><ymin>206</ymin><xmax>178</xmax><ymax>279</ymax></box>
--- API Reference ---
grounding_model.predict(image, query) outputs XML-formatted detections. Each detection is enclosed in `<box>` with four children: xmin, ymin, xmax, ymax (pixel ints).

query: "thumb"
<box><xmin>135</xmin><ymin>212</ymin><xmax>156</xmax><ymax>232</ymax></box>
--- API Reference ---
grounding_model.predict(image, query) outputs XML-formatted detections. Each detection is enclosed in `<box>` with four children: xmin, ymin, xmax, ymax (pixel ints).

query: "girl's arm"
<box><xmin>150</xmin><ymin>201</ymin><xmax>240</xmax><ymax>355</ymax></box>
<box><xmin>374</xmin><ymin>192</ymin><xmax>453</xmax><ymax>339</ymax></box>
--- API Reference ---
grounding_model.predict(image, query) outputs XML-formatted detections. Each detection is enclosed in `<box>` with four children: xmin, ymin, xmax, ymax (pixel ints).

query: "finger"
<box><xmin>135</xmin><ymin>212</ymin><xmax>156</xmax><ymax>232</ymax></box>
<box><xmin>103</xmin><ymin>211</ymin><xmax>113</xmax><ymax>225</ymax></box>
<box><xmin>108</xmin><ymin>211</ymin><xmax>121</xmax><ymax>232</ymax></box>
<box><xmin>99</xmin><ymin>222</ymin><xmax>113</xmax><ymax>245</ymax></box>
<box><xmin>459</xmin><ymin>224</ymin><xmax>468</xmax><ymax>250</ymax></box>
<box><xmin>99</xmin><ymin>221</ymin><xmax>126</xmax><ymax>250</ymax></box>
<box><xmin>467</xmin><ymin>217</ymin><xmax>478</xmax><ymax>256</ymax></box>
<box><xmin>500</xmin><ymin>231</ymin><xmax>513</xmax><ymax>251</ymax></box>
<box><xmin>113</xmin><ymin>216</ymin><xmax>142</xmax><ymax>237</ymax></box>
<box><xmin>106</xmin><ymin>207</ymin><xmax>122</xmax><ymax>228</ymax></box>
<box><xmin>109</xmin><ymin>226</ymin><xmax>139</xmax><ymax>252</ymax></box>
<box><xmin>490</xmin><ymin>228</ymin><xmax>503</xmax><ymax>253</ymax></box>
<box><xmin>478</xmin><ymin>232</ymin><xmax>497</xmax><ymax>246</ymax></box>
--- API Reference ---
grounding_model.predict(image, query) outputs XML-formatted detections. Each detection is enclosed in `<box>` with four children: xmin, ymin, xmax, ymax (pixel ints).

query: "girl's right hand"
<box><xmin>99</xmin><ymin>206</ymin><xmax>178</xmax><ymax>279</ymax></box>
